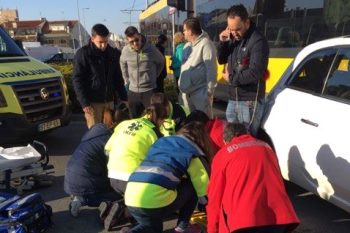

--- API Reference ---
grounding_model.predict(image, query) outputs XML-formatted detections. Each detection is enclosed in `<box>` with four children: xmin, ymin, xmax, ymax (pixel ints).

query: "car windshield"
<box><xmin>0</xmin><ymin>27</ymin><xmax>26</xmax><ymax>57</ymax></box>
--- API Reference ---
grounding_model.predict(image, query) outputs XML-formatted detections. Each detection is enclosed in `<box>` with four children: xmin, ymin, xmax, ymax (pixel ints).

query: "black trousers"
<box><xmin>127</xmin><ymin>89</ymin><xmax>154</xmax><ymax>118</ymax></box>
<box><xmin>127</xmin><ymin>179</ymin><xmax>198</xmax><ymax>233</ymax></box>
<box><xmin>155</xmin><ymin>76</ymin><xmax>164</xmax><ymax>93</ymax></box>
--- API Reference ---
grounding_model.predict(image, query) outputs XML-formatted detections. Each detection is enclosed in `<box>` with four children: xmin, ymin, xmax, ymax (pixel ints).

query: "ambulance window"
<box><xmin>323</xmin><ymin>48</ymin><xmax>350</xmax><ymax>103</ymax></box>
<box><xmin>288</xmin><ymin>48</ymin><xmax>336</xmax><ymax>94</ymax></box>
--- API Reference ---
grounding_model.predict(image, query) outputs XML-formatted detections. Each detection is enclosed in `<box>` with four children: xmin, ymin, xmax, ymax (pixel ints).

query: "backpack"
<box><xmin>0</xmin><ymin>192</ymin><xmax>52</xmax><ymax>233</ymax></box>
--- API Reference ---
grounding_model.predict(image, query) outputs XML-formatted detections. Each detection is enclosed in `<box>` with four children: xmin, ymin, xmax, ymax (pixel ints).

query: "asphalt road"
<box><xmin>12</xmin><ymin>102</ymin><xmax>350</xmax><ymax>233</ymax></box>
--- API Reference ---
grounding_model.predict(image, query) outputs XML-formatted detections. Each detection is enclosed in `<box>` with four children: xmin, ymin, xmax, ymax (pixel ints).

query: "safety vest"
<box><xmin>105</xmin><ymin>117</ymin><xmax>159</xmax><ymax>181</ymax></box>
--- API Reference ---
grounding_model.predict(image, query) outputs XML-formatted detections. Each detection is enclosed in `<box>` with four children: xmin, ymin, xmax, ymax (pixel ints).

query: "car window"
<box><xmin>323</xmin><ymin>48</ymin><xmax>350</xmax><ymax>102</ymax></box>
<box><xmin>288</xmin><ymin>48</ymin><xmax>336</xmax><ymax>94</ymax></box>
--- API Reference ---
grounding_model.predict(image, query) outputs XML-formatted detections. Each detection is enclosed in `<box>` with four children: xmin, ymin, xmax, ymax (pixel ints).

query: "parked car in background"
<box><xmin>262</xmin><ymin>36</ymin><xmax>350</xmax><ymax>213</ymax></box>
<box><xmin>23</xmin><ymin>42</ymin><xmax>61</xmax><ymax>62</ymax></box>
<box><xmin>45</xmin><ymin>53</ymin><xmax>74</xmax><ymax>63</ymax></box>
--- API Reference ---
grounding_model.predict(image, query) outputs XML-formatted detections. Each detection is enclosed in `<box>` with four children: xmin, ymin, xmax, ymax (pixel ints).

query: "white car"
<box><xmin>262</xmin><ymin>36</ymin><xmax>350</xmax><ymax>213</ymax></box>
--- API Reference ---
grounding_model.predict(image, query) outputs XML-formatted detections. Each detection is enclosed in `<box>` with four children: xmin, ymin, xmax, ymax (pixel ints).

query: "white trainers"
<box><xmin>69</xmin><ymin>196</ymin><xmax>83</xmax><ymax>217</ymax></box>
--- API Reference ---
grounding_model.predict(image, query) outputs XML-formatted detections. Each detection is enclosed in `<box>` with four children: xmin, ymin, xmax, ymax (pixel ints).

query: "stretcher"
<box><xmin>0</xmin><ymin>141</ymin><xmax>54</xmax><ymax>194</ymax></box>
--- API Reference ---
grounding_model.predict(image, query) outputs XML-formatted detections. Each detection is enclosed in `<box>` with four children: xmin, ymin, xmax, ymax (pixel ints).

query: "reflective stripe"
<box><xmin>227</xmin><ymin>140</ymin><xmax>270</xmax><ymax>153</ymax></box>
<box><xmin>176</xmin><ymin>135</ymin><xmax>205</xmax><ymax>156</ymax></box>
<box><xmin>135</xmin><ymin>166</ymin><xmax>180</xmax><ymax>182</ymax></box>
<box><xmin>108</xmin><ymin>170</ymin><xmax>131</xmax><ymax>181</ymax></box>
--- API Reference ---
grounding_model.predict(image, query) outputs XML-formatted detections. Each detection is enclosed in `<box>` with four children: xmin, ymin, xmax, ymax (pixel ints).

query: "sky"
<box><xmin>0</xmin><ymin>0</ymin><xmax>146</xmax><ymax>35</ymax></box>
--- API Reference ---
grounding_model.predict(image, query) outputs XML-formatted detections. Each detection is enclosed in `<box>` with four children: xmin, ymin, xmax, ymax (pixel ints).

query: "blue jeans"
<box><xmin>81</xmin><ymin>191</ymin><xmax>121</xmax><ymax>207</ymax></box>
<box><xmin>226</xmin><ymin>99</ymin><xmax>265</xmax><ymax>136</ymax></box>
<box><xmin>127</xmin><ymin>179</ymin><xmax>198</xmax><ymax>233</ymax></box>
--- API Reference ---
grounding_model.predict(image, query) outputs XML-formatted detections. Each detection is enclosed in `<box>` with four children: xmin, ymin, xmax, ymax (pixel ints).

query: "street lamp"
<box><xmin>82</xmin><ymin>7</ymin><xmax>90</xmax><ymax>44</ymax></box>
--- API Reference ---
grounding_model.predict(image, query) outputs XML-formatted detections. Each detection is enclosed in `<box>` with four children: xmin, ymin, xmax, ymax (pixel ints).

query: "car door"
<box><xmin>318</xmin><ymin>47</ymin><xmax>350</xmax><ymax>211</ymax></box>
<box><xmin>264</xmin><ymin>47</ymin><xmax>350</xmax><ymax>212</ymax></box>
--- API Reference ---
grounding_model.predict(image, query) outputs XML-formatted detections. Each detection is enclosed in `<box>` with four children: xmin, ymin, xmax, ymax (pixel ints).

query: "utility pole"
<box><xmin>82</xmin><ymin>7</ymin><xmax>90</xmax><ymax>44</ymax></box>
<box><xmin>76</xmin><ymin>0</ymin><xmax>82</xmax><ymax>48</ymax></box>
<box><xmin>72</xmin><ymin>34</ymin><xmax>76</xmax><ymax>53</ymax></box>
<box><xmin>172</xmin><ymin>11</ymin><xmax>175</xmax><ymax>54</ymax></box>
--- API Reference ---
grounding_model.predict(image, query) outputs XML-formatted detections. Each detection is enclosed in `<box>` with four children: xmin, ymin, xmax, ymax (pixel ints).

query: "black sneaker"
<box><xmin>104</xmin><ymin>202</ymin><xmax>124</xmax><ymax>231</ymax></box>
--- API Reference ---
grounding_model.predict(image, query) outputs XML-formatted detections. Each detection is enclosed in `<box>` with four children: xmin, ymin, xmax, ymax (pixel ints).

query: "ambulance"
<box><xmin>0</xmin><ymin>27</ymin><xmax>71</xmax><ymax>144</ymax></box>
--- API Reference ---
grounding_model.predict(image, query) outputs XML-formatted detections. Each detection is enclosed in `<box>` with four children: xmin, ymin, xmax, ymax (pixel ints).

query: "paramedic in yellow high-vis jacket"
<box><xmin>105</xmin><ymin>103</ymin><xmax>170</xmax><ymax>195</ymax></box>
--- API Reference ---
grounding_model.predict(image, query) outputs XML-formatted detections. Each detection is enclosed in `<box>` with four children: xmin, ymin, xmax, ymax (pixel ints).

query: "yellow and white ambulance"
<box><xmin>0</xmin><ymin>27</ymin><xmax>71</xmax><ymax>144</ymax></box>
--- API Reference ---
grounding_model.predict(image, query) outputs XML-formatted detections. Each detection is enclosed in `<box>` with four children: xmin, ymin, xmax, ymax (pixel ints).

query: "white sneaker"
<box><xmin>69</xmin><ymin>196</ymin><xmax>83</xmax><ymax>217</ymax></box>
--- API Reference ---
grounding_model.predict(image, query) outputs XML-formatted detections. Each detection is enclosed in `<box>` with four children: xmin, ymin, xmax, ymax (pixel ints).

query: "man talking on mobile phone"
<box><xmin>217</xmin><ymin>4</ymin><xmax>269</xmax><ymax>136</ymax></box>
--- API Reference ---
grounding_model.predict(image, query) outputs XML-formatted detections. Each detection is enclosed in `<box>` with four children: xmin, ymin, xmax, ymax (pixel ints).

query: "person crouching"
<box><xmin>64</xmin><ymin>106</ymin><xmax>130</xmax><ymax>218</ymax></box>
<box><xmin>206</xmin><ymin>123</ymin><xmax>299</xmax><ymax>233</ymax></box>
<box><xmin>121</xmin><ymin>121</ymin><xmax>213</xmax><ymax>233</ymax></box>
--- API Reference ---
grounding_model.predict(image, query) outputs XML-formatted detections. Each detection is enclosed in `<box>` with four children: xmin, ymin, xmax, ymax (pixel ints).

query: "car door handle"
<box><xmin>301</xmin><ymin>118</ymin><xmax>319</xmax><ymax>127</ymax></box>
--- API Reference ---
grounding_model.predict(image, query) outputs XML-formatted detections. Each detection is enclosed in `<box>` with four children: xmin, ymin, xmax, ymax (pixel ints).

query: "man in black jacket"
<box><xmin>73</xmin><ymin>24</ymin><xmax>127</xmax><ymax>128</ymax></box>
<box><xmin>218</xmin><ymin>4</ymin><xmax>269</xmax><ymax>136</ymax></box>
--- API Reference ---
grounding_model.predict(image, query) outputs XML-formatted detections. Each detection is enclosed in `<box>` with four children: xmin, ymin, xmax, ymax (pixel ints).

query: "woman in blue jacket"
<box><xmin>121</xmin><ymin>121</ymin><xmax>213</xmax><ymax>233</ymax></box>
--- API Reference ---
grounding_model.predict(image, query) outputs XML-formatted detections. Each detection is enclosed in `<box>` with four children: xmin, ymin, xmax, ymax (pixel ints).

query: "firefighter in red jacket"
<box><xmin>207</xmin><ymin>122</ymin><xmax>299</xmax><ymax>233</ymax></box>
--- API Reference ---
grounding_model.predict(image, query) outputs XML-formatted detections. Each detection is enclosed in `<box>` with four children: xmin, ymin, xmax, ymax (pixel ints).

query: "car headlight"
<box><xmin>0</xmin><ymin>89</ymin><xmax>8</xmax><ymax>107</ymax></box>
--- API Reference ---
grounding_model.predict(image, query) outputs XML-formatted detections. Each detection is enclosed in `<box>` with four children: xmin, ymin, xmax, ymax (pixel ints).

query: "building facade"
<box><xmin>0</xmin><ymin>9</ymin><xmax>18</xmax><ymax>24</ymax></box>
<box><xmin>2</xmin><ymin>17</ymin><xmax>89</xmax><ymax>51</ymax></box>
<box><xmin>2</xmin><ymin>19</ymin><xmax>47</xmax><ymax>43</ymax></box>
